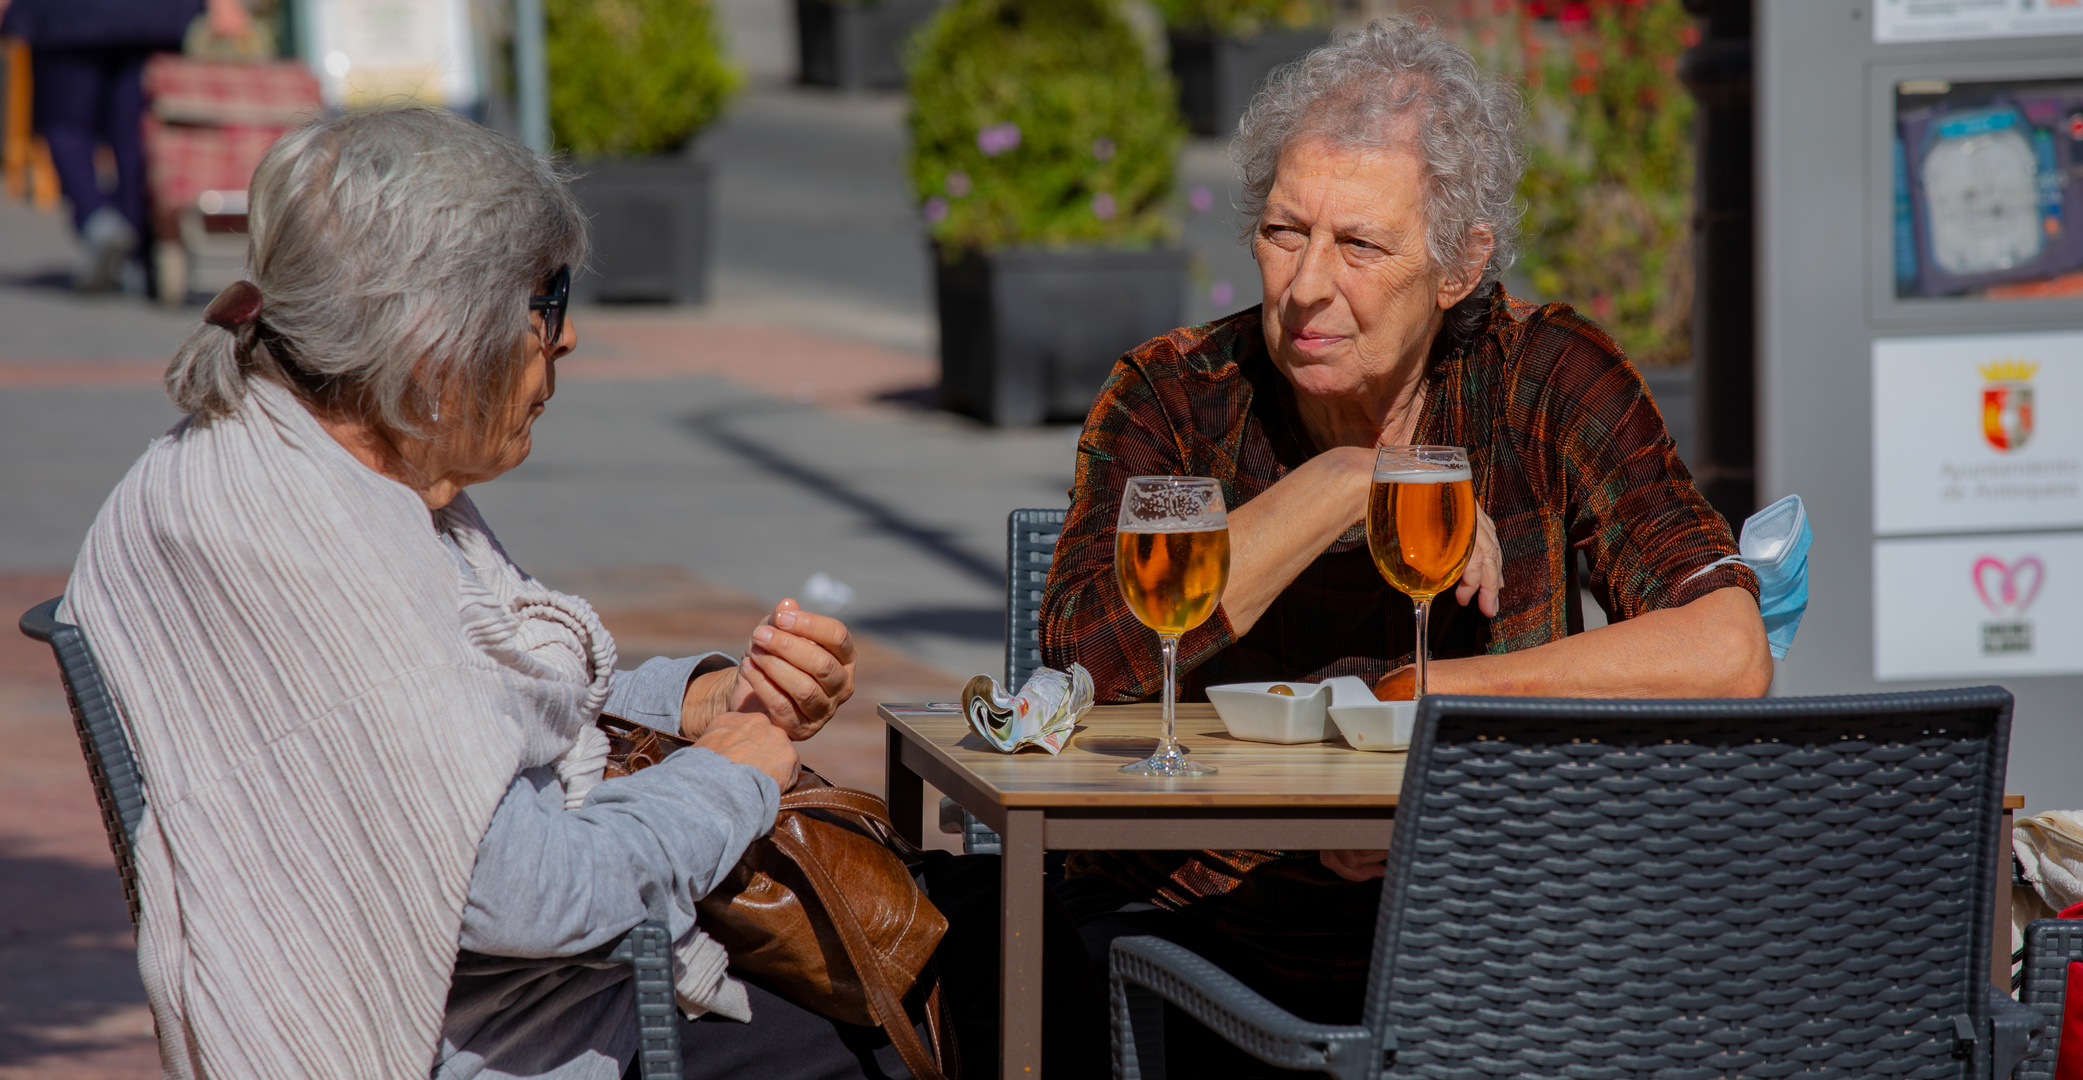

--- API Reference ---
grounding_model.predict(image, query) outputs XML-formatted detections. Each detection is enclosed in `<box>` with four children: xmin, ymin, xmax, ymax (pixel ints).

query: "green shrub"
<box><xmin>546</xmin><ymin>0</ymin><xmax>740</xmax><ymax>157</ymax></box>
<box><xmin>1482</xmin><ymin>0</ymin><xmax>1695</xmax><ymax>366</ymax></box>
<box><xmin>1152</xmin><ymin>0</ymin><xmax>1329</xmax><ymax>37</ymax></box>
<box><xmin>907</xmin><ymin>0</ymin><xmax>1183</xmax><ymax>253</ymax></box>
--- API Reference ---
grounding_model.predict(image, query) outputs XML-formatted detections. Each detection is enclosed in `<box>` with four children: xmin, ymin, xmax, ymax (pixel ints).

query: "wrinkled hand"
<box><xmin>732</xmin><ymin>598</ymin><xmax>857</xmax><ymax>741</ymax></box>
<box><xmin>1453</xmin><ymin>505</ymin><xmax>1502</xmax><ymax>617</ymax></box>
<box><xmin>697</xmin><ymin>709</ymin><xmax>798</xmax><ymax>789</ymax></box>
<box><xmin>1321</xmin><ymin>849</ymin><xmax>1389</xmax><ymax>882</ymax></box>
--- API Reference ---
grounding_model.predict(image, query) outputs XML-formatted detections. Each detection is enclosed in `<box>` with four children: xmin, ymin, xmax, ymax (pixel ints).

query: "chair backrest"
<box><xmin>2017</xmin><ymin>919</ymin><xmax>2083</xmax><ymax>1078</ymax></box>
<box><xmin>1367</xmin><ymin>687</ymin><xmax>2015</xmax><ymax>1079</ymax></box>
<box><xmin>19</xmin><ymin>597</ymin><xmax>146</xmax><ymax>928</ymax></box>
<box><xmin>1004</xmin><ymin>508</ymin><xmax>1066</xmax><ymax>687</ymax></box>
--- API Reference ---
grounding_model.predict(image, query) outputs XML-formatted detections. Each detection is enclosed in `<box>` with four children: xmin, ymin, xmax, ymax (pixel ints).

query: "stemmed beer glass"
<box><xmin>1366</xmin><ymin>447</ymin><xmax>1476</xmax><ymax>698</ymax></box>
<box><xmin>1114</xmin><ymin>476</ymin><xmax>1230</xmax><ymax>777</ymax></box>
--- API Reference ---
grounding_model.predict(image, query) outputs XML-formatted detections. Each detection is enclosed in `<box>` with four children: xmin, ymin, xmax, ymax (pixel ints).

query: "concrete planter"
<box><xmin>935</xmin><ymin>246</ymin><xmax>1188</xmax><ymax>426</ymax></box>
<box><xmin>1167</xmin><ymin>28</ymin><xmax>1327</xmax><ymax>136</ymax></box>
<box><xmin>795</xmin><ymin>0</ymin><xmax>940</xmax><ymax>91</ymax></box>
<box><xmin>569</xmin><ymin>157</ymin><xmax>711</xmax><ymax>305</ymax></box>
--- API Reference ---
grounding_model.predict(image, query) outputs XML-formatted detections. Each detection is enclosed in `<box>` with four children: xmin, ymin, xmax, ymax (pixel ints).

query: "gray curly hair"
<box><xmin>165</xmin><ymin>107</ymin><xmax>587</xmax><ymax>437</ymax></box>
<box><xmin>1233</xmin><ymin>15</ymin><xmax>1526</xmax><ymax>292</ymax></box>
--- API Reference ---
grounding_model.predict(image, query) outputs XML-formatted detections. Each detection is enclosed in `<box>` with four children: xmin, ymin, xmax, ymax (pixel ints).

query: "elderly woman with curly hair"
<box><xmin>59</xmin><ymin>108</ymin><xmax>991</xmax><ymax>1080</ymax></box>
<box><xmin>1040</xmin><ymin>14</ymin><xmax>1772</xmax><ymax>1062</ymax></box>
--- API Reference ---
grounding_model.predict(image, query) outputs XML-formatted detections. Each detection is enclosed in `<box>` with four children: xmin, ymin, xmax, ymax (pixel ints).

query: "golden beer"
<box><xmin>1115</xmin><ymin>527</ymin><xmax>1231</xmax><ymax>636</ymax></box>
<box><xmin>1366</xmin><ymin>469</ymin><xmax>1475</xmax><ymax>600</ymax></box>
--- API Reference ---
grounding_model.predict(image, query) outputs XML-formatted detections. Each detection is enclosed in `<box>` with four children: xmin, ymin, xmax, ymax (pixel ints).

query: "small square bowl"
<box><xmin>1323</xmin><ymin>676</ymin><xmax>1417</xmax><ymax>752</ymax></box>
<box><xmin>1205</xmin><ymin>681</ymin><xmax>1333</xmax><ymax>744</ymax></box>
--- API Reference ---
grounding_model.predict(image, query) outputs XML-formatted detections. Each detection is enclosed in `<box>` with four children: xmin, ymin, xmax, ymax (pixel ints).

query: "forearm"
<box><xmin>1220</xmin><ymin>447</ymin><xmax>1373</xmax><ymax>635</ymax></box>
<box><xmin>1421</xmin><ymin>587</ymin><xmax>1772</xmax><ymax>699</ymax></box>
<box><xmin>458</xmin><ymin>751</ymin><xmax>779</xmax><ymax>958</ymax></box>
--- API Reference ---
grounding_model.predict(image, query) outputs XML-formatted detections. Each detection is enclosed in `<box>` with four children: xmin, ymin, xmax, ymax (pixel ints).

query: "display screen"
<box><xmin>1895</xmin><ymin>76</ymin><xmax>2083</xmax><ymax>301</ymax></box>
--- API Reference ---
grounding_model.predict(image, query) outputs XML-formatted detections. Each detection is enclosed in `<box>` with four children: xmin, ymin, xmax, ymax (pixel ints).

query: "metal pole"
<box><xmin>515</xmin><ymin>0</ymin><xmax>548</xmax><ymax>154</ymax></box>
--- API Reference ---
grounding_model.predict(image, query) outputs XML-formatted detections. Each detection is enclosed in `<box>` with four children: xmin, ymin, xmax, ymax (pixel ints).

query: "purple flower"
<box><xmin>945</xmin><ymin>170</ymin><xmax>972</xmax><ymax>197</ymax></box>
<box><xmin>1210</xmin><ymin>280</ymin><xmax>1234</xmax><ymax>307</ymax></box>
<box><xmin>1091</xmin><ymin>192</ymin><xmax>1117</xmax><ymax>221</ymax></box>
<box><xmin>976</xmin><ymin>122</ymin><xmax>1021</xmax><ymax>157</ymax></box>
<box><xmin>924</xmin><ymin>196</ymin><xmax>950</xmax><ymax>223</ymax></box>
<box><xmin>1189</xmin><ymin>185</ymin><xmax>1214</xmax><ymax>213</ymax></box>
<box><xmin>1091</xmin><ymin>137</ymin><xmax>1116</xmax><ymax>161</ymax></box>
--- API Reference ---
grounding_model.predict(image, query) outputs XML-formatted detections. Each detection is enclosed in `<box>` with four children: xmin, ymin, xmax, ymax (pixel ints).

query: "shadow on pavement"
<box><xmin>0</xmin><ymin>849</ymin><xmax>153</xmax><ymax>1073</ymax></box>
<box><xmin>852</xmin><ymin>605</ymin><xmax>1003</xmax><ymax>643</ymax></box>
<box><xmin>679</xmin><ymin>406</ymin><xmax>1005</xmax><ymax>590</ymax></box>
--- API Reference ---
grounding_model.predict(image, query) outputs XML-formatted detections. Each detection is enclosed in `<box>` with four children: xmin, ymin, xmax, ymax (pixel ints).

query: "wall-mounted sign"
<box><xmin>1873</xmin><ymin>331</ymin><xmax>2083</xmax><ymax>534</ymax></box>
<box><xmin>305</xmin><ymin>0</ymin><xmax>479</xmax><ymax>111</ymax></box>
<box><xmin>1874</xmin><ymin>532</ymin><xmax>2083</xmax><ymax>679</ymax></box>
<box><xmin>1875</xmin><ymin>0</ymin><xmax>2083</xmax><ymax>44</ymax></box>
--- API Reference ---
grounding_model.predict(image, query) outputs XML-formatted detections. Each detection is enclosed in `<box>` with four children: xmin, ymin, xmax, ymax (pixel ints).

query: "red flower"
<box><xmin>1679</xmin><ymin>24</ymin><xmax>1702</xmax><ymax>47</ymax></box>
<box><xmin>1559</xmin><ymin>1</ymin><xmax>1591</xmax><ymax>22</ymax></box>
<box><xmin>1571</xmin><ymin>73</ymin><xmax>1596</xmax><ymax>95</ymax></box>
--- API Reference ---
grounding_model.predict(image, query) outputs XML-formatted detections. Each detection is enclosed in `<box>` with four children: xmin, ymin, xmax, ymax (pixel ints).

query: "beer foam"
<box><xmin>1118</xmin><ymin>520</ymin><xmax>1228</xmax><ymax>533</ymax></box>
<box><xmin>1373</xmin><ymin>467</ymin><xmax>1472</xmax><ymax>484</ymax></box>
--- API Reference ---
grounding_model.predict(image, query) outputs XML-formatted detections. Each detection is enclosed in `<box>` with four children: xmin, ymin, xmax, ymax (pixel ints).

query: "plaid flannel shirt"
<box><xmin>1041</xmin><ymin>287</ymin><xmax>1757</xmax><ymax>1011</ymax></box>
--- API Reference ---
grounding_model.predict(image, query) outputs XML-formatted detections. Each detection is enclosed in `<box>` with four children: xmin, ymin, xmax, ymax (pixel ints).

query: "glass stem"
<box><xmin>1413</xmin><ymin>597</ymin><xmax>1432</xmax><ymax>699</ymax></box>
<box><xmin>1160</xmin><ymin>633</ymin><xmax>1180</xmax><ymax>757</ymax></box>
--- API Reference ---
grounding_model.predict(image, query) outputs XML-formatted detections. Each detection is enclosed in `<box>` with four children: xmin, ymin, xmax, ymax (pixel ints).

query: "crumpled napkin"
<box><xmin>962</xmin><ymin>664</ymin><xmax>1095</xmax><ymax>754</ymax></box>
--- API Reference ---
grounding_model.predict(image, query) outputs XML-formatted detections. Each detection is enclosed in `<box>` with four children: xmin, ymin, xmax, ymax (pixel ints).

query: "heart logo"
<box><xmin>1971</xmin><ymin>555</ymin><xmax>2045</xmax><ymax>617</ymax></box>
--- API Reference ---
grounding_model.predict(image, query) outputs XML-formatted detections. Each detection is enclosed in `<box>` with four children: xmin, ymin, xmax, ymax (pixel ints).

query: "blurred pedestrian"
<box><xmin>0</xmin><ymin>0</ymin><xmax>249</xmax><ymax>290</ymax></box>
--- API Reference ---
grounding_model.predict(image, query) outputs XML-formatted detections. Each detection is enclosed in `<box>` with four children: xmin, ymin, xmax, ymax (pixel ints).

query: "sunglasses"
<box><xmin>528</xmin><ymin>265</ymin><xmax>571</xmax><ymax>349</ymax></box>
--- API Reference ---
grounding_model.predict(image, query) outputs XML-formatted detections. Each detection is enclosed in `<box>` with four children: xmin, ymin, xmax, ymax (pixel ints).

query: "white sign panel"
<box><xmin>1873</xmin><ymin>332</ymin><xmax>2083</xmax><ymax>535</ymax></box>
<box><xmin>1874</xmin><ymin>0</ymin><xmax>2083</xmax><ymax>43</ymax></box>
<box><xmin>1875</xmin><ymin>532</ymin><xmax>2083</xmax><ymax>680</ymax></box>
<box><xmin>307</xmin><ymin>0</ymin><xmax>479</xmax><ymax>110</ymax></box>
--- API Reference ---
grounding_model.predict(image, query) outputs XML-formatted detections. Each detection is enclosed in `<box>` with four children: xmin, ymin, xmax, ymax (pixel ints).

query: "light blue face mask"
<box><xmin>1686</xmin><ymin>494</ymin><xmax>1810</xmax><ymax>660</ymax></box>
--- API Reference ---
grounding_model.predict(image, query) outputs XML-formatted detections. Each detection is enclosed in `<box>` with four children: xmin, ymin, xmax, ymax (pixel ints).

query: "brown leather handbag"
<box><xmin>598</xmin><ymin>714</ymin><xmax>957</xmax><ymax>1080</ymax></box>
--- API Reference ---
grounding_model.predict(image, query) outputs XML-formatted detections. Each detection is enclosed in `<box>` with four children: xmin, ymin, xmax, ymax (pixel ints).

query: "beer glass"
<box><xmin>1114</xmin><ymin>476</ymin><xmax>1230</xmax><ymax>777</ymax></box>
<box><xmin>1366</xmin><ymin>446</ymin><xmax>1475</xmax><ymax>699</ymax></box>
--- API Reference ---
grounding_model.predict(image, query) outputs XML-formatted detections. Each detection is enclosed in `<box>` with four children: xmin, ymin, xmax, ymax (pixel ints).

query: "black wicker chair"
<box><xmin>942</xmin><ymin>507</ymin><xmax>1067</xmax><ymax>857</ymax></box>
<box><xmin>1111</xmin><ymin>687</ymin><xmax>2046</xmax><ymax>1079</ymax></box>
<box><xmin>20</xmin><ymin>597</ymin><xmax>687</xmax><ymax>1080</ymax></box>
<box><xmin>2016</xmin><ymin>919</ymin><xmax>2083</xmax><ymax>1078</ymax></box>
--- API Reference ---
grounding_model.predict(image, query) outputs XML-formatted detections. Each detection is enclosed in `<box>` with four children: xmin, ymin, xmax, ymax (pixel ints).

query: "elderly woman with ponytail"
<box><xmin>59</xmin><ymin>108</ymin><xmax>932</xmax><ymax>1080</ymax></box>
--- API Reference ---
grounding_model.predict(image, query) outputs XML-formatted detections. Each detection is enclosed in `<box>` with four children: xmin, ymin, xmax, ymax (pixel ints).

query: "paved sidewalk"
<box><xmin>0</xmin><ymin>19</ymin><xmax>1273</xmax><ymax>1072</ymax></box>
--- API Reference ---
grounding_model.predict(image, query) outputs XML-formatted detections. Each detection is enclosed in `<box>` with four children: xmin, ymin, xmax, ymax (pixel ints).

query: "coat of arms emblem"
<box><xmin>1978</xmin><ymin>359</ymin><xmax>2038</xmax><ymax>452</ymax></box>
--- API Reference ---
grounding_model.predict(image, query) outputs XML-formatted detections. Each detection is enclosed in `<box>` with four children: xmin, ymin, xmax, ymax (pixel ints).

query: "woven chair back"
<box><xmin>1369</xmin><ymin>688</ymin><xmax>2014</xmax><ymax>1079</ymax></box>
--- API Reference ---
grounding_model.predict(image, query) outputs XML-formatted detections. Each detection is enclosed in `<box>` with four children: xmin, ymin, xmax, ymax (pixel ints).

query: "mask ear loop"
<box><xmin>1681</xmin><ymin>553</ymin><xmax>1746</xmax><ymax>585</ymax></box>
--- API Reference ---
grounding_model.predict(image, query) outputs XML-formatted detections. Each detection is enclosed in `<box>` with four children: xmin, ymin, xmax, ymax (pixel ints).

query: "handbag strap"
<box><xmin>778</xmin><ymin>786</ymin><xmax>928</xmax><ymax>861</ymax></box>
<box><xmin>768</xmin><ymin>827</ymin><xmax>955</xmax><ymax>1080</ymax></box>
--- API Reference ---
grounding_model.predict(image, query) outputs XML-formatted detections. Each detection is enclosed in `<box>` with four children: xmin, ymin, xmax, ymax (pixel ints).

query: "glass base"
<box><xmin>1119</xmin><ymin>746</ymin><xmax>1217</xmax><ymax>777</ymax></box>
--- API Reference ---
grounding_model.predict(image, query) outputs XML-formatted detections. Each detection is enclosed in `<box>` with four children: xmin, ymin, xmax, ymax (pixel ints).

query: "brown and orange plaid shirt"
<box><xmin>1040</xmin><ymin>287</ymin><xmax>1757</xmax><ymax>1013</ymax></box>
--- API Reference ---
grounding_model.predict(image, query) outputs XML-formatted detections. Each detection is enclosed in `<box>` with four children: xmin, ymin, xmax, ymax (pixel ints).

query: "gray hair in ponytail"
<box><xmin>165</xmin><ymin>107</ymin><xmax>587</xmax><ymax>437</ymax></box>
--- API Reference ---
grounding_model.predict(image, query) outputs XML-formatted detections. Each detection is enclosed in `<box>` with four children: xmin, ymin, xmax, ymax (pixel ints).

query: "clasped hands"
<box><xmin>678</xmin><ymin>598</ymin><xmax>858</xmax><ymax>789</ymax></box>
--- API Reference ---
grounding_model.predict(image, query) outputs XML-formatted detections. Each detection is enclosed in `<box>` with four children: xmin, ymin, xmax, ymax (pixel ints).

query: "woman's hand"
<box><xmin>677</xmin><ymin>599</ymin><xmax>859</xmax><ymax>742</ymax></box>
<box><xmin>696</xmin><ymin>709</ymin><xmax>798</xmax><ymax>789</ymax></box>
<box><xmin>1452</xmin><ymin>505</ymin><xmax>1502</xmax><ymax>617</ymax></box>
<box><xmin>737</xmin><ymin>599</ymin><xmax>857</xmax><ymax>741</ymax></box>
<box><xmin>1321</xmin><ymin>849</ymin><xmax>1389</xmax><ymax>882</ymax></box>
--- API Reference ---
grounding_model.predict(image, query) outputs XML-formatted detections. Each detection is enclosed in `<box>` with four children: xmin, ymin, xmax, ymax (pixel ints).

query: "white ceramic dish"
<box><xmin>1204</xmin><ymin>681</ymin><xmax>1333</xmax><ymax>744</ymax></box>
<box><xmin>1324</xmin><ymin>676</ymin><xmax>1417</xmax><ymax>752</ymax></box>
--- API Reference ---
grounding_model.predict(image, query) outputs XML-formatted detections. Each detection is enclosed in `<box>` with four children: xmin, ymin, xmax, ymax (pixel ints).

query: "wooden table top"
<box><xmin>880</xmin><ymin>702</ymin><xmax>2028</xmax><ymax>813</ymax></box>
<box><xmin>880</xmin><ymin>702</ymin><xmax>1406</xmax><ymax>809</ymax></box>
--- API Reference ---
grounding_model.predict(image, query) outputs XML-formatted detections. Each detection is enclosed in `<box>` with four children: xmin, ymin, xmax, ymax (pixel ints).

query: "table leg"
<box><xmin>885</xmin><ymin>726</ymin><xmax>924</xmax><ymax>847</ymax></box>
<box><xmin>1994</xmin><ymin>807</ymin><xmax>2014</xmax><ymax>990</ymax></box>
<box><xmin>1000</xmin><ymin>808</ymin><xmax>1043</xmax><ymax>1078</ymax></box>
